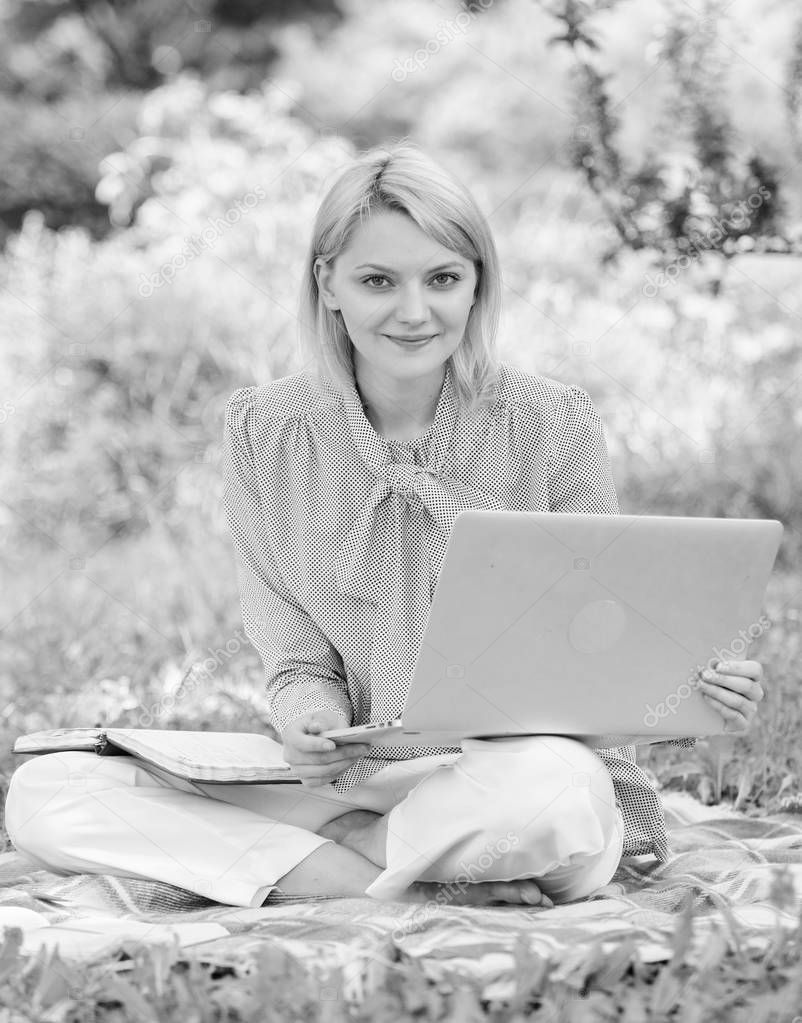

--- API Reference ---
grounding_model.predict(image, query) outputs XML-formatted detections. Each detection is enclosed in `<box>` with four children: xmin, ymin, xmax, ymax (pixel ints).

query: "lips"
<box><xmin>385</xmin><ymin>334</ymin><xmax>436</xmax><ymax>342</ymax></box>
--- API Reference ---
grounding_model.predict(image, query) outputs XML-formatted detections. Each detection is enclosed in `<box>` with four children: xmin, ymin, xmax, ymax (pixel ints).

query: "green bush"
<box><xmin>3</xmin><ymin>70</ymin><xmax>800</xmax><ymax>568</ymax></box>
<box><xmin>0</xmin><ymin>91</ymin><xmax>141</xmax><ymax>247</ymax></box>
<box><xmin>1</xmin><ymin>74</ymin><xmax>356</xmax><ymax>555</ymax></box>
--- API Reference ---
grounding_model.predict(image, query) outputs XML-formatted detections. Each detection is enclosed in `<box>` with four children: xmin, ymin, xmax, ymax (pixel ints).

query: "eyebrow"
<box><xmin>354</xmin><ymin>261</ymin><xmax>465</xmax><ymax>273</ymax></box>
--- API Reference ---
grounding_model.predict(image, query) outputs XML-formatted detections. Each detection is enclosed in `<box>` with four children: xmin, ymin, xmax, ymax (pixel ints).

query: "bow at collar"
<box><xmin>333</xmin><ymin>362</ymin><xmax>506</xmax><ymax>605</ymax></box>
<box><xmin>334</xmin><ymin>461</ymin><xmax>505</xmax><ymax>605</ymax></box>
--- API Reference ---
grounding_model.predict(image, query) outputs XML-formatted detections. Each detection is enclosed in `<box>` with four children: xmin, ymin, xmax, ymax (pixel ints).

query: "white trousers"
<box><xmin>5</xmin><ymin>735</ymin><xmax>625</xmax><ymax>909</ymax></box>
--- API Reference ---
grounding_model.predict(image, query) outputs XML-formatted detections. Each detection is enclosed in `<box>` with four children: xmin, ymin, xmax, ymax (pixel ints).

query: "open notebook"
<box><xmin>12</xmin><ymin>728</ymin><xmax>302</xmax><ymax>785</ymax></box>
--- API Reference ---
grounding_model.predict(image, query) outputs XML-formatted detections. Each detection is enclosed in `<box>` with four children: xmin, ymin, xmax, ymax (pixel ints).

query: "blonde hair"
<box><xmin>297</xmin><ymin>141</ymin><xmax>502</xmax><ymax>417</ymax></box>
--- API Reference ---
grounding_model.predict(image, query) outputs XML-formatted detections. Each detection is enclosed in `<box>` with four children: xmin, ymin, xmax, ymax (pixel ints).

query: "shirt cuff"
<box><xmin>593</xmin><ymin>735</ymin><xmax>698</xmax><ymax>749</ymax></box>
<box><xmin>269</xmin><ymin>681</ymin><xmax>352</xmax><ymax>737</ymax></box>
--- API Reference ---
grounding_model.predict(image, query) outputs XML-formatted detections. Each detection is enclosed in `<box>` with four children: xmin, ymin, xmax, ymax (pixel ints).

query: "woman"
<box><xmin>5</xmin><ymin>143</ymin><xmax>766</xmax><ymax>910</ymax></box>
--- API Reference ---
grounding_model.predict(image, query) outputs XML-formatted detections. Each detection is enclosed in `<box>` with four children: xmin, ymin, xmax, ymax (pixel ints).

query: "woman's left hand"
<box><xmin>698</xmin><ymin>659</ymin><xmax>766</xmax><ymax>735</ymax></box>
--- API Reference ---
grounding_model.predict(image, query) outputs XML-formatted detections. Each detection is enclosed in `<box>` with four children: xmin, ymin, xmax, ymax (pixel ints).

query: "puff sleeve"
<box><xmin>222</xmin><ymin>388</ymin><xmax>353</xmax><ymax>735</ymax></box>
<box><xmin>547</xmin><ymin>385</ymin><xmax>620</xmax><ymax>515</ymax></box>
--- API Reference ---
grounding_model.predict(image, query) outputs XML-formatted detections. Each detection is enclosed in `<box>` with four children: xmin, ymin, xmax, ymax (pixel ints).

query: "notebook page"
<box><xmin>106</xmin><ymin>729</ymin><xmax>294</xmax><ymax>782</ymax></box>
<box><xmin>13</xmin><ymin>728</ymin><xmax>102</xmax><ymax>754</ymax></box>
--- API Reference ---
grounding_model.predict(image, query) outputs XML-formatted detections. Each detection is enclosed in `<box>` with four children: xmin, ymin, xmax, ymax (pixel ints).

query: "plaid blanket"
<box><xmin>2</xmin><ymin>790</ymin><xmax>802</xmax><ymax>1001</ymax></box>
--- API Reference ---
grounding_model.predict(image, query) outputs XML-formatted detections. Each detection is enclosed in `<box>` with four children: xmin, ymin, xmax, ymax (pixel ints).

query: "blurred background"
<box><xmin>1</xmin><ymin>0</ymin><xmax>801</xmax><ymax>818</ymax></box>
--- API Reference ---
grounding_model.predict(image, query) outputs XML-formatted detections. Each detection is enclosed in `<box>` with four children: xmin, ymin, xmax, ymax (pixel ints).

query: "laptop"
<box><xmin>324</xmin><ymin>511</ymin><xmax>783</xmax><ymax>748</ymax></box>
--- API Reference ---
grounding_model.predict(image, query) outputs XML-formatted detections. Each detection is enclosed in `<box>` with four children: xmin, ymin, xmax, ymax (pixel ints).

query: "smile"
<box><xmin>384</xmin><ymin>334</ymin><xmax>437</xmax><ymax>347</ymax></box>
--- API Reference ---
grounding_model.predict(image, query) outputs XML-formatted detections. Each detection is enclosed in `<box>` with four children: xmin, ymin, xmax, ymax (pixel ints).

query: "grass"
<box><xmin>3</xmin><ymin>897</ymin><xmax>802</xmax><ymax>1021</ymax></box>
<box><xmin>2</xmin><ymin>7</ymin><xmax>801</xmax><ymax>1013</ymax></box>
<box><xmin>1</xmin><ymin>521</ymin><xmax>801</xmax><ymax>1019</ymax></box>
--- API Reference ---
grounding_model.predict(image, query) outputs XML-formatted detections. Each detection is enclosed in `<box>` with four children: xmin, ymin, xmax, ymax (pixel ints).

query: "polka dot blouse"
<box><xmin>222</xmin><ymin>358</ymin><xmax>696</xmax><ymax>862</ymax></box>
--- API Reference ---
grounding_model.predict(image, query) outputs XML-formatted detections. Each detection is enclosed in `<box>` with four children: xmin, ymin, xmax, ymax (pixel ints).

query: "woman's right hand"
<box><xmin>281</xmin><ymin>710</ymin><xmax>372</xmax><ymax>788</ymax></box>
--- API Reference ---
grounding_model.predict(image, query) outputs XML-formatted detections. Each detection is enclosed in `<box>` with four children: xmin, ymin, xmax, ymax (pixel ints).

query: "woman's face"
<box><xmin>314</xmin><ymin>209</ymin><xmax>478</xmax><ymax>384</ymax></box>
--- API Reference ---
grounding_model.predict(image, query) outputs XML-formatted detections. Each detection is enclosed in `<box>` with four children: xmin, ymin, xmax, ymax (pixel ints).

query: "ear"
<box><xmin>314</xmin><ymin>257</ymin><xmax>340</xmax><ymax>311</ymax></box>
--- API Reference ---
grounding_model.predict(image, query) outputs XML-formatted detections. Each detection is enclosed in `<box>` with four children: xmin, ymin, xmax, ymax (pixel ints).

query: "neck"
<box><xmin>361</xmin><ymin>401</ymin><xmax>437</xmax><ymax>441</ymax></box>
<box><xmin>355</xmin><ymin>362</ymin><xmax>446</xmax><ymax>439</ymax></box>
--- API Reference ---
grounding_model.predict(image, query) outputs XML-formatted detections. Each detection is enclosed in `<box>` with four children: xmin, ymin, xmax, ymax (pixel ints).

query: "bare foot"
<box><xmin>316</xmin><ymin>814</ymin><xmax>554</xmax><ymax>907</ymax></box>
<box><xmin>404</xmin><ymin>878</ymin><xmax>554</xmax><ymax>908</ymax></box>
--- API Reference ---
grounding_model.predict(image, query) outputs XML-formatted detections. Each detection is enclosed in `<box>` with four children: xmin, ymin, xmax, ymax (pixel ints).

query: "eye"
<box><xmin>360</xmin><ymin>272</ymin><xmax>463</xmax><ymax>288</ymax></box>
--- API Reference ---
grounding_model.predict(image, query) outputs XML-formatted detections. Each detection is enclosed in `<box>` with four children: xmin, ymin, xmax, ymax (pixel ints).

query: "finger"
<box><xmin>289</xmin><ymin>757</ymin><xmax>367</xmax><ymax>777</ymax></box>
<box><xmin>293</xmin><ymin>733</ymin><xmax>338</xmax><ymax>754</ymax></box>
<box><xmin>714</xmin><ymin>659</ymin><xmax>764</xmax><ymax>683</ymax></box>
<box><xmin>292</xmin><ymin>759</ymin><xmax>366</xmax><ymax>778</ymax></box>
<box><xmin>289</xmin><ymin>743</ymin><xmax>371</xmax><ymax>763</ymax></box>
<box><xmin>701</xmin><ymin>690</ymin><xmax>751</xmax><ymax>732</ymax></box>
<box><xmin>290</xmin><ymin>746</ymin><xmax>370</xmax><ymax>766</ymax></box>
<box><xmin>702</xmin><ymin>670</ymin><xmax>764</xmax><ymax>703</ymax></box>
<box><xmin>699</xmin><ymin>679</ymin><xmax>754</xmax><ymax>713</ymax></box>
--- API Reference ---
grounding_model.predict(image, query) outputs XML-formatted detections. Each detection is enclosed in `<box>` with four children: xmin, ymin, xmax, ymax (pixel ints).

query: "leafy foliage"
<box><xmin>544</xmin><ymin>0</ymin><xmax>797</xmax><ymax>267</ymax></box>
<box><xmin>0</xmin><ymin>90</ymin><xmax>140</xmax><ymax>248</ymax></box>
<box><xmin>2</xmin><ymin>904</ymin><xmax>802</xmax><ymax>1021</ymax></box>
<box><xmin>0</xmin><ymin>0</ymin><xmax>345</xmax><ymax>243</ymax></box>
<box><xmin>1</xmin><ymin>0</ymin><xmax>343</xmax><ymax>92</ymax></box>
<box><xmin>0</xmin><ymin>79</ymin><xmax>354</xmax><ymax>551</ymax></box>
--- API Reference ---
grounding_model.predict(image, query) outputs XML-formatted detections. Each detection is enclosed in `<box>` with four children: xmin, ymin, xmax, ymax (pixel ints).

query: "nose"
<box><xmin>394</xmin><ymin>281</ymin><xmax>430</xmax><ymax>324</ymax></box>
